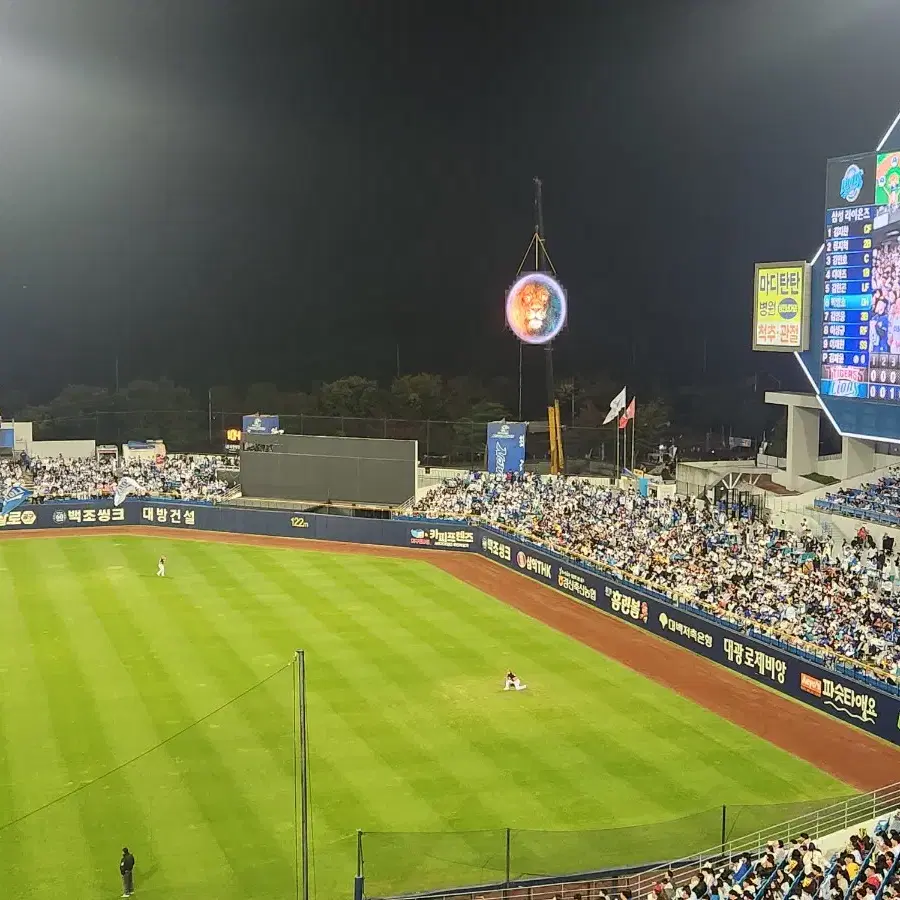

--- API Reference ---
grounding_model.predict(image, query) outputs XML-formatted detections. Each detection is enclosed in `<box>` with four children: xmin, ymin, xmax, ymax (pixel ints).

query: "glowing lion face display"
<box><xmin>505</xmin><ymin>272</ymin><xmax>567</xmax><ymax>344</ymax></box>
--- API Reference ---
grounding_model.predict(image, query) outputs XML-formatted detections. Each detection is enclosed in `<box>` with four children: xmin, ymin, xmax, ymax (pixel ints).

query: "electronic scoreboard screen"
<box><xmin>821</xmin><ymin>151</ymin><xmax>900</xmax><ymax>402</ymax></box>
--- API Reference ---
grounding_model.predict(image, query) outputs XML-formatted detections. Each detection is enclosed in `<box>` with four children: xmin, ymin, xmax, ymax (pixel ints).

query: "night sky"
<box><xmin>3</xmin><ymin>0</ymin><xmax>900</xmax><ymax>401</ymax></box>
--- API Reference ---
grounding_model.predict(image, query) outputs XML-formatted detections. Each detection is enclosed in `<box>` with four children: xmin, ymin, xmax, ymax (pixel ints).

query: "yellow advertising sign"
<box><xmin>752</xmin><ymin>261</ymin><xmax>811</xmax><ymax>352</ymax></box>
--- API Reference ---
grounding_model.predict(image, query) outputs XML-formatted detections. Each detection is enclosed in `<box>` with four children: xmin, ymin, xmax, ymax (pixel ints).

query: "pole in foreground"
<box><xmin>296</xmin><ymin>650</ymin><xmax>310</xmax><ymax>900</ymax></box>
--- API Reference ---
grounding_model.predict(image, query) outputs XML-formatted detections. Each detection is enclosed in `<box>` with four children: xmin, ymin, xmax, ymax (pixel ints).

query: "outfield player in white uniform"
<box><xmin>503</xmin><ymin>670</ymin><xmax>526</xmax><ymax>691</ymax></box>
<box><xmin>157</xmin><ymin>556</ymin><xmax>166</xmax><ymax>577</ymax></box>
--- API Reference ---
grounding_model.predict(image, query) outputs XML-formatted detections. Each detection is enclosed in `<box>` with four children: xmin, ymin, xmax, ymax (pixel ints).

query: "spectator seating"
<box><xmin>413</xmin><ymin>473</ymin><xmax>900</xmax><ymax>681</ymax></box>
<box><xmin>816</xmin><ymin>471</ymin><xmax>900</xmax><ymax>528</ymax></box>
<box><xmin>652</xmin><ymin>827</ymin><xmax>892</xmax><ymax>900</ymax></box>
<box><xmin>0</xmin><ymin>454</ymin><xmax>230</xmax><ymax>504</ymax></box>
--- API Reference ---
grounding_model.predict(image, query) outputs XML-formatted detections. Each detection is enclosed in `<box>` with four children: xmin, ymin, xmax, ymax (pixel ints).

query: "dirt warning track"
<box><xmin>4</xmin><ymin>525</ymin><xmax>899</xmax><ymax>789</ymax></box>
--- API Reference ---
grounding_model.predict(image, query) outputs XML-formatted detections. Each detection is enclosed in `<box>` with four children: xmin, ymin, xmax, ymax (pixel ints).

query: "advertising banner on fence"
<box><xmin>0</xmin><ymin>502</ymin><xmax>474</xmax><ymax>555</ymax></box>
<box><xmin>242</xmin><ymin>415</ymin><xmax>281</xmax><ymax>435</ymax></box>
<box><xmin>485</xmin><ymin>421</ymin><xmax>526</xmax><ymax>475</ymax></box>
<box><xmin>478</xmin><ymin>528</ymin><xmax>900</xmax><ymax>744</ymax></box>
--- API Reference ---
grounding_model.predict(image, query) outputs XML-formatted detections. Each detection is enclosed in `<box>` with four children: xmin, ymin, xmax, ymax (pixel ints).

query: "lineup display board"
<box><xmin>821</xmin><ymin>150</ymin><xmax>900</xmax><ymax>402</ymax></box>
<box><xmin>752</xmin><ymin>261</ymin><xmax>811</xmax><ymax>351</ymax></box>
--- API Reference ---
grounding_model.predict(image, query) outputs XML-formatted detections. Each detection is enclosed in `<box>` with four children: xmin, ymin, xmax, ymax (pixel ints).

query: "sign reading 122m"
<box><xmin>505</xmin><ymin>272</ymin><xmax>567</xmax><ymax>345</ymax></box>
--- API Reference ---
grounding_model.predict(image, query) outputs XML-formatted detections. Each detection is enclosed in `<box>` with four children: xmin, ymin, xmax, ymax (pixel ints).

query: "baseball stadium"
<box><xmin>9</xmin><ymin>46</ymin><xmax>900</xmax><ymax>900</ymax></box>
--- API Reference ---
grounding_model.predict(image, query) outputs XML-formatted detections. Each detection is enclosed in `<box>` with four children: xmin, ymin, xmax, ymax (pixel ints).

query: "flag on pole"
<box><xmin>113</xmin><ymin>476</ymin><xmax>142</xmax><ymax>508</ymax></box>
<box><xmin>618</xmin><ymin>397</ymin><xmax>636</xmax><ymax>429</ymax></box>
<box><xmin>602</xmin><ymin>386</ymin><xmax>627</xmax><ymax>424</ymax></box>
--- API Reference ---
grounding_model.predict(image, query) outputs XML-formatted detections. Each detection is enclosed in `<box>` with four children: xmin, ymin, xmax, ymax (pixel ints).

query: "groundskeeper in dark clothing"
<box><xmin>120</xmin><ymin>848</ymin><xmax>135</xmax><ymax>896</ymax></box>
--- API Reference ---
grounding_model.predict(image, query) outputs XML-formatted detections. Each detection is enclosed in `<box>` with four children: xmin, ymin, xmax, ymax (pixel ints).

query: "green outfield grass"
<box><xmin>0</xmin><ymin>535</ymin><xmax>851</xmax><ymax>900</ymax></box>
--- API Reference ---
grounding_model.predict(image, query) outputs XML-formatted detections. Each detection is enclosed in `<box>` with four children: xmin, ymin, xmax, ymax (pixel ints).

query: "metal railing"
<box><xmin>370</xmin><ymin>783</ymin><xmax>900</xmax><ymax>900</ymax></box>
<box><xmin>641</xmin><ymin>782</ymin><xmax>900</xmax><ymax>899</ymax></box>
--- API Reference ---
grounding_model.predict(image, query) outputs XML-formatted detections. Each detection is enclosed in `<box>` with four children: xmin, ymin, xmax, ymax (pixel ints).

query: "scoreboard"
<box><xmin>821</xmin><ymin>151</ymin><xmax>900</xmax><ymax>402</ymax></box>
<box><xmin>821</xmin><ymin>204</ymin><xmax>874</xmax><ymax>397</ymax></box>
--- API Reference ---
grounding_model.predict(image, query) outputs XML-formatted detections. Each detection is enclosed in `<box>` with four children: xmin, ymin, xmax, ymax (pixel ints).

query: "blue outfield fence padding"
<box><xmin>1</xmin><ymin>500</ymin><xmax>899</xmax><ymax>743</ymax></box>
<box><xmin>0</xmin><ymin>500</ymin><xmax>479</xmax><ymax>551</ymax></box>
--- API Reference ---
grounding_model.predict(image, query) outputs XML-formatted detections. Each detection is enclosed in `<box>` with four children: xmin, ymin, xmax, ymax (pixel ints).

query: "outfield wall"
<box><xmin>0</xmin><ymin>500</ymin><xmax>477</xmax><ymax>551</ymax></box>
<box><xmin>2</xmin><ymin>501</ymin><xmax>898</xmax><ymax>745</ymax></box>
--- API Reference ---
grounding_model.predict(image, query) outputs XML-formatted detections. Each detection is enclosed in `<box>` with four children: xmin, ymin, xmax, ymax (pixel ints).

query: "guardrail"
<box><xmin>814</xmin><ymin>498</ymin><xmax>900</xmax><ymax>527</ymax></box>
<box><xmin>375</xmin><ymin>783</ymin><xmax>900</xmax><ymax>900</ymax></box>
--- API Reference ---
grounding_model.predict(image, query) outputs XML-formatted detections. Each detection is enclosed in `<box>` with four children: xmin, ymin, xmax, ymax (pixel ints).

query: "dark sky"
<box><xmin>3</xmin><ymin>0</ymin><xmax>900</xmax><ymax>400</ymax></box>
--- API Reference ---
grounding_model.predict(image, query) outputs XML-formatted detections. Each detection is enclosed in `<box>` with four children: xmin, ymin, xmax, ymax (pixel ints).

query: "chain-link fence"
<box><xmin>359</xmin><ymin>793</ymin><xmax>860</xmax><ymax>899</ymax></box>
<box><xmin>26</xmin><ymin>410</ymin><xmax>616</xmax><ymax>470</ymax></box>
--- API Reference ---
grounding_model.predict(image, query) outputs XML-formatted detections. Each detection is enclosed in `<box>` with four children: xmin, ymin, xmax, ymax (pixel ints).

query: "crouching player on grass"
<box><xmin>504</xmin><ymin>671</ymin><xmax>526</xmax><ymax>691</ymax></box>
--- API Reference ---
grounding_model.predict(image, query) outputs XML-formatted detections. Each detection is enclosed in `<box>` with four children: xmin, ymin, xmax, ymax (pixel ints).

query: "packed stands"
<box><xmin>652</xmin><ymin>826</ymin><xmax>893</xmax><ymax>900</ymax></box>
<box><xmin>0</xmin><ymin>454</ymin><xmax>230</xmax><ymax>503</ymax></box>
<box><xmin>413</xmin><ymin>472</ymin><xmax>900</xmax><ymax>680</ymax></box>
<box><xmin>816</xmin><ymin>470</ymin><xmax>900</xmax><ymax>528</ymax></box>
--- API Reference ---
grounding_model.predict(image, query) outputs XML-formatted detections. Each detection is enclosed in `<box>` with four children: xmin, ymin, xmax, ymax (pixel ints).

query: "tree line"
<box><xmin>1</xmin><ymin>372</ymin><xmax>779</xmax><ymax>466</ymax></box>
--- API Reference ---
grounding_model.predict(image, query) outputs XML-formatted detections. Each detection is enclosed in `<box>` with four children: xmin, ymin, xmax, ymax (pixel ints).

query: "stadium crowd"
<box><xmin>817</xmin><ymin>470</ymin><xmax>900</xmax><ymax>527</ymax></box>
<box><xmin>629</xmin><ymin>826</ymin><xmax>897</xmax><ymax>900</ymax></box>
<box><xmin>0</xmin><ymin>454</ymin><xmax>230</xmax><ymax>502</ymax></box>
<box><xmin>413</xmin><ymin>472</ymin><xmax>900</xmax><ymax>678</ymax></box>
<box><xmin>870</xmin><ymin>236</ymin><xmax>900</xmax><ymax>356</ymax></box>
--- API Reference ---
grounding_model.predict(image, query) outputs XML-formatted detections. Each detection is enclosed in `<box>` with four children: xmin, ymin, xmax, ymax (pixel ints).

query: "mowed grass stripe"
<box><xmin>233</xmin><ymin>546</ymin><xmax>798</xmax><ymax>831</ymax></box>
<box><xmin>212</xmin><ymin>543</ymin><xmax>534</xmax><ymax>887</ymax></box>
<box><xmin>244</xmin><ymin>544</ymin><xmax>850</xmax><ymax>818</ymax></box>
<box><xmin>185</xmin><ymin>540</ymin><xmax>484</xmax><ymax>829</ymax></box>
<box><xmin>160</xmin><ymin>546</ymin><xmax>410</xmax><ymax>844</ymax></box>
<box><xmin>89</xmin><ymin>539</ymin><xmax>297</xmax><ymax>898</ymax></box>
<box><xmin>304</xmin><ymin>554</ymin><xmax>629</xmax><ymax>825</ymax></box>
<box><xmin>402</xmin><ymin>558</ymin><xmax>851</xmax><ymax>804</ymax></box>
<box><xmin>66</xmin><ymin>538</ymin><xmax>267</xmax><ymax>898</ymax></box>
<box><xmin>153</xmin><ymin>538</ymin><xmax>424</xmax><ymax>838</ymax></box>
<box><xmin>6</xmin><ymin>541</ymin><xmax>143</xmax><ymax>897</ymax></box>
<box><xmin>28</xmin><ymin>538</ymin><xmax>239</xmax><ymax>899</ymax></box>
<box><xmin>0</xmin><ymin>553</ymin><xmax>71</xmax><ymax>895</ymax></box>
<box><xmin>328</xmin><ymin>556</ymin><xmax>827</xmax><ymax>819</ymax></box>
<box><xmin>169</xmin><ymin>539</ymin><xmax>475</xmax><ymax>888</ymax></box>
<box><xmin>0</xmin><ymin>536</ymin><xmax>853</xmax><ymax>900</ymax></box>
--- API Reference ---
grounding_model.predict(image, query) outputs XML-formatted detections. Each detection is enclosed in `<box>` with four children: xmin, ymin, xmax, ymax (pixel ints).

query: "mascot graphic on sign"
<box><xmin>506</xmin><ymin>273</ymin><xmax>567</xmax><ymax>345</ymax></box>
<box><xmin>518</xmin><ymin>281</ymin><xmax>551</xmax><ymax>336</ymax></box>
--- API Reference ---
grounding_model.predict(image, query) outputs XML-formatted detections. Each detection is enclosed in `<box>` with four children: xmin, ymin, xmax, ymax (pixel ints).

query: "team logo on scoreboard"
<box><xmin>829</xmin><ymin>379</ymin><xmax>861</xmax><ymax>398</ymax></box>
<box><xmin>840</xmin><ymin>164</ymin><xmax>864</xmax><ymax>204</ymax></box>
<box><xmin>777</xmin><ymin>297</ymin><xmax>799</xmax><ymax>319</ymax></box>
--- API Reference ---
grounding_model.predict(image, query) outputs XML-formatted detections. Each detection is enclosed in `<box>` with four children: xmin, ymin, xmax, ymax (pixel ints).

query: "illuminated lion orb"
<box><xmin>505</xmin><ymin>272</ymin><xmax>567</xmax><ymax>345</ymax></box>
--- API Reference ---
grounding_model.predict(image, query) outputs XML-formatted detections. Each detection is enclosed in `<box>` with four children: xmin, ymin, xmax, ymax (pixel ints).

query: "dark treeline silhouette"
<box><xmin>0</xmin><ymin>373</ymin><xmax>779</xmax><ymax>466</ymax></box>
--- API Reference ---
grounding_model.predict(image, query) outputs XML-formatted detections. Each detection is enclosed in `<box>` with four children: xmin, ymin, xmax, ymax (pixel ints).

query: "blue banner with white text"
<box><xmin>485</xmin><ymin>422</ymin><xmax>526</xmax><ymax>475</ymax></box>
<box><xmin>1</xmin><ymin>486</ymin><xmax>31</xmax><ymax>516</ymax></box>
<box><xmin>242</xmin><ymin>415</ymin><xmax>280</xmax><ymax>435</ymax></box>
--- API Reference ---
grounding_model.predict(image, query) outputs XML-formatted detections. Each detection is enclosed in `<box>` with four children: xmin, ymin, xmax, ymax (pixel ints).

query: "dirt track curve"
<box><xmin>4</xmin><ymin>525</ymin><xmax>900</xmax><ymax>790</ymax></box>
